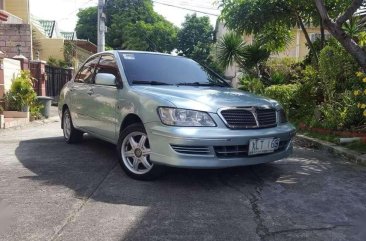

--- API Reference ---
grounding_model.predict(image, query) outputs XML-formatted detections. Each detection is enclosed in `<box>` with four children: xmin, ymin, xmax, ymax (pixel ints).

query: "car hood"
<box><xmin>131</xmin><ymin>86</ymin><xmax>279</xmax><ymax>113</ymax></box>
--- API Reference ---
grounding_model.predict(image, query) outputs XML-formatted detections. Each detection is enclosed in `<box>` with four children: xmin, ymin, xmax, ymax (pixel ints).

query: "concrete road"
<box><xmin>0</xmin><ymin>120</ymin><xmax>366</xmax><ymax>241</ymax></box>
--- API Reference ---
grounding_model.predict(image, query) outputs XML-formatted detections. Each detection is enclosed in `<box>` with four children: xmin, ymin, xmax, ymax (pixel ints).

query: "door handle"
<box><xmin>87</xmin><ymin>89</ymin><xmax>94</xmax><ymax>95</ymax></box>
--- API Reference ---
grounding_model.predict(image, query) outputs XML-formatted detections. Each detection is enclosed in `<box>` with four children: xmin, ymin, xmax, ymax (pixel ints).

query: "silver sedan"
<box><xmin>58</xmin><ymin>51</ymin><xmax>296</xmax><ymax>180</ymax></box>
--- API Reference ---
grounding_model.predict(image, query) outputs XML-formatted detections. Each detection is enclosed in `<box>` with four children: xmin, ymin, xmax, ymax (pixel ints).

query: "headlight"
<box><xmin>278</xmin><ymin>109</ymin><xmax>288</xmax><ymax>123</ymax></box>
<box><xmin>158</xmin><ymin>107</ymin><xmax>216</xmax><ymax>127</ymax></box>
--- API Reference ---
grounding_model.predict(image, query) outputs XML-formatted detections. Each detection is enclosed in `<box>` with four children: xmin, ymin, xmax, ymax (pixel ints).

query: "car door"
<box><xmin>87</xmin><ymin>54</ymin><xmax>120</xmax><ymax>141</ymax></box>
<box><xmin>70</xmin><ymin>55</ymin><xmax>100</xmax><ymax>130</ymax></box>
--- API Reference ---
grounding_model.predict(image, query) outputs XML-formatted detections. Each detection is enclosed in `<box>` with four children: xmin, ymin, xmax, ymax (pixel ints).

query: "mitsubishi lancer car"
<box><xmin>58</xmin><ymin>51</ymin><xmax>296</xmax><ymax>180</ymax></box>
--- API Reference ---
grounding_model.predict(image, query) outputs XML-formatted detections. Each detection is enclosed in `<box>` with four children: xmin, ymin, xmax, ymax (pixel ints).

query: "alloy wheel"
<box><xmin>121</xmin><ymin>131</ymin><xmax>153</xmax><ymax>175</ymax></box>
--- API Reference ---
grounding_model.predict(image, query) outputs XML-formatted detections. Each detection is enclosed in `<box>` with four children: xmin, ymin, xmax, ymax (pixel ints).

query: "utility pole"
<box><xmin>97</xmin><ymin>0</ymin><xmax>106</xmax><ymax>52</ymax></box>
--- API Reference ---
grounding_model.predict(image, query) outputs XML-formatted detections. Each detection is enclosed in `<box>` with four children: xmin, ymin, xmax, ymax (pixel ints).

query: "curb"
<box><xmin>0</xmin><ymin>116</ymin><xmax>60</xmax><ymax>132</ymax></box>
<box><xmin>295</xmin><ymin>134</ymin><xmax>366</xmax><ymax>166</ymax></box>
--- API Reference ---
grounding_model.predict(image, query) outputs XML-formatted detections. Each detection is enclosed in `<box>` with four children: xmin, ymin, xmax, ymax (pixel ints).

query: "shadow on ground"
<box><xmin>14</xmin><ymin>136</ymin><xmax>366</xmax><ymax>241</ymax></box>
<box><xmin>15</xmin><ymin>135</ymin><xmax>285</xmax><ymax>205</ymax></box>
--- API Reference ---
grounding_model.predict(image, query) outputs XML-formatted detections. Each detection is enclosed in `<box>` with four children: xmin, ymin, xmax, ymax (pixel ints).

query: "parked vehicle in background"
<box><xmin>58</xmin><ymin>51</ymin><xmax>296</xmax><ymax>180</ymax></box>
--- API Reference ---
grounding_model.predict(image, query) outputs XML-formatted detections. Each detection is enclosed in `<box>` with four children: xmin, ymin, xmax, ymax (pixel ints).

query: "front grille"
<box><xmin>256</xmin><ymin>108</ymin><xmax>277</xmax><ymax>127</ymax></box>
<box><xmin>220</xmin><ymin>109</ymin><xmax>257</xmax><ymax>128</ymax></box>
<box><xmin>214</xmin><ymin>141</ymin><xmax>289</xmax><ymax>158</ymax></box>
<box><xmin>170</xmin><ymin>145</ymin><xmax>211</xmax><ymax>155</ymax></box>
<box><xmin>219</xmin><ymin>107</ymin><xmax>277</xmax><ymax>129</ymax></box>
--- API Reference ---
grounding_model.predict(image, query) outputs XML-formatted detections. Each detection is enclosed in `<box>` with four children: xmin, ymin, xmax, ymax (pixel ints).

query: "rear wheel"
<box><xmin>117</xmin><ymin>123</ymin><xmax>165</xmax><ymax>180</ymax></box>
<box><xmin>63</xmin><ymin>108</ymin><xmax>83</xmax><ymax>143</ymax></box>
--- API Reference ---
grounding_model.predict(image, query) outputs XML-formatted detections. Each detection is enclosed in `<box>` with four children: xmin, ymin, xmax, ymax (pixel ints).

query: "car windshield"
<box><xmin>119</xmin><ymin>52</ymin><xmax>229</xmax><ymax>87</ymax></box>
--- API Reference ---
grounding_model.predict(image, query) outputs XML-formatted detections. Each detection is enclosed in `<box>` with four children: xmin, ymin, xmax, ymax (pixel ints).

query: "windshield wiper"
<box><xmin>176</xmin><ymin>82</ymin><xmax>226</xmax><ymax>87</ymax></box>
<box><xmin>132</xmin><ymin>80</ymin><xmax>171</xmax><ymax>85</ymax></box>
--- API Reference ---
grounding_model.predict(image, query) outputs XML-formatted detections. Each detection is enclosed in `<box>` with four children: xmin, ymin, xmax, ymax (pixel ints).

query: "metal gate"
<box><xmin>45</xmin><ymin>66</ymin><xmax>73</xmax><ymax>99</ymax></box>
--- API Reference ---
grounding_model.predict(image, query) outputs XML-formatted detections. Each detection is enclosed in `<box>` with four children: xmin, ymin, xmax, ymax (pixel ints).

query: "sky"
<box><xmin>29</xmin><ymin>0</ymin><xmax>220</xmax><ymax>32</ymax></box>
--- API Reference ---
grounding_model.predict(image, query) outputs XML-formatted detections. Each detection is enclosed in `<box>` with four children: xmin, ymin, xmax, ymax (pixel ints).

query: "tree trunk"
<box><xmin>324</xmin><ymin>19</ymin><xmax>366</xmax><ymax>69</ymax></box>
<box><xmin>297</xmin><ymin>15</ymin><xmax>318</xmax><ymax>61</ymax></box>
<box><xmin>314</xmin><ymin>0</ymin><xmax>366</xmax><ymax>69</ymax></box>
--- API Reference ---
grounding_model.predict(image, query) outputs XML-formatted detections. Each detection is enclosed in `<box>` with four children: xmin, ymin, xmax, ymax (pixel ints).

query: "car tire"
<box><xmin>117</xmin><ymin>123</ymin><xmax>165</xmax><ymax>180</ymax></box>
<box><xmin>62</xmin><ymin>108</ymin><xmax>83</xmax><ymax>144</ymax></box>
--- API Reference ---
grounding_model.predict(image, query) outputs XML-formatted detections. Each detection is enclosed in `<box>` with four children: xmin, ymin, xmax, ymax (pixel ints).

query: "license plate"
<box><xmin>248</xmin><ymin>138</ymin><xmax>280</xmax><ymax>156</ymax></box>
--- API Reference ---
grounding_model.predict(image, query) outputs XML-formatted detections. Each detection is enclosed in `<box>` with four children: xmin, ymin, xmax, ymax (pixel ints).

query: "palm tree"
<box><xmin>217</xmin><ymin>32</ymin><xmax>270</xmax><ymax>77</ymax></box>
<box><xmin>217</xmin><ymin>32</ymin><xmax>247</xmax><ymax>69</ymax></box>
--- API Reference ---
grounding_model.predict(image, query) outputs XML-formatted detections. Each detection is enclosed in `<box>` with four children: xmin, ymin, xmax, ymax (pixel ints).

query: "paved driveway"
<box><xmin>0</xmin><ymin>120</ymin><xmax>366</xmax><ymax>241</ymax></box>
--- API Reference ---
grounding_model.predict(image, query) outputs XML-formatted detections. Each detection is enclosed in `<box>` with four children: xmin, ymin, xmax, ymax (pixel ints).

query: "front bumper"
<box><xmin>145</xmin><ymin>120</ymin><xmax>296</xmax><ymax>168</ymax></box>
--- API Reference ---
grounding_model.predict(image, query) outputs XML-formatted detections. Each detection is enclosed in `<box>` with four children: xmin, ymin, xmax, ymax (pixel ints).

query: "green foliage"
<box><xmin>105</xmin><ymin>0</ymin><xmax>178</xmax><ymax>52</ymax></box>
<box><xmin>303</xmin><ymin>37</ymin><xmax>329</xmax><ymax>66</ymax></box>
<box><xmin>75</xmin><ymin>7</ymin><xmax>98</xmax><ymax>45</ymax></box>
<box><xmin>319</xmin><ymin>42</ymin><xmax>358</xmax><ymax>103</ymax></box>
<box><xmin>5</xmin><ymin>71</ymin><xmax>37</xmax><ymax>111</ymax></box>
<box><xmin>217</xmin><ymin>32</ymin><xmax>247</xmax><ymax>68</ymax></box>
<box><xmin>4</xmin><ymin>92</ymin><xmax>18</xmax><ymax>111</ymax></box>
<box><xmin>238</xmin><ymin>76</ymin><xmax>264</xmax><ymax>95</ymax></box>
<box><xmin>220</xmin><ymin>0</ymin><xmax>352</xmax><ymax>55</ymax></box>
<box><xmin>264</xmin><ymin>58</ymin><xmax>298</xmax><ymax>85</ymax></box>
<box><xmin>317</xmin><ymin>91</ymin><xmax>364</xmax><ymax>129</ymax></box>
<box><xmin>0</xmin><ymin>105</ymin><xmax>3</xmax><ymax>114</ymax></box>
<box><xmin>216</xmin><ymin>32</ymin><xmax>270</xmax><ymax>77</ymax></box>
<box><xmin>47</xmin><ymin>57</ymin><xmax>68</xmax><ymax>68</ymax></box>
<box><xmin>220</xmin><ymin>0</ymin><xmax>296</xmax><ymax>51</ymax></box>
<box><xmin>30</xmin><ymin>100</ymin><xmax>43</xmax><ymax>120</ymax></box>
<box><xmin>342</xmin><ymin>16</ymin><xmax>366</xmax><ymax>40</ymax></box>
<box><xmin>63</xmin><ymin>42</ymin><xmax>76</xmax><ymax>67</ymax></box>
<box><xmin>178</xmin><ymin>14</ymin><xmax>214</xmax><ymax>64</ymax></box>
<box><xmin>255</xmin><ymin>24</ymin><xmax>294</xmax><ymax>52</ymax></box>
<box><xmin>242</xmin><ymin>43</ymin><xmax>271</xmax><ymax>70</ymax></box>
<box><xmin>264</xmin><ymin>84</ymin><xmax>300</xmax><ymax>113</ymax></box>
<box><xmin>123</xmin><ymin>20</ymin><xmax>177</xmax><ymax>52</ymax></box>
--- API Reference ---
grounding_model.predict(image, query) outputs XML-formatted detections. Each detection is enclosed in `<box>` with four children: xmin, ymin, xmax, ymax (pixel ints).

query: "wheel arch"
<box><xmin>119</xmin><ymin>113</ymin><xmax>143</xmax><ymax>134</ymax></box>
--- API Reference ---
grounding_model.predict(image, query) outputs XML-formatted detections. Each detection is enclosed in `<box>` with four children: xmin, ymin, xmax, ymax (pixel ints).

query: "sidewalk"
<box><xmin>0</xmin><ymin>106</ymin><xmax>60</xmax><ymax>132</ymax></box>
<box><xmin>295</xmin><ymin>134</ymin><xmax>366</xmax><ymax>166</ymax></box>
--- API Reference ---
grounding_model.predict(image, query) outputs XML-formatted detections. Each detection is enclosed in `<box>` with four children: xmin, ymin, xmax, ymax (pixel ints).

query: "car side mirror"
<box><xmin>95</xmin><ymin>73</ymin><xmax>116</xmax><ymax>86</ymax></box>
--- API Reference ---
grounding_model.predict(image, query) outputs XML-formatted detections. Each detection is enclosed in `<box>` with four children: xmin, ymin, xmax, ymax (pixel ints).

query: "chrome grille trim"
<box><xmin>214</xmin><ymin>141</ymin><xmax>289</xmax><ymax>158</ymax></box>
<box><xmin>218</xmin><ymin>106</ymin><xmax>277</xmax><ymax>129</ymax></box>
<box><xmin>170</xmin><ymin>145</ymin><xmax>211</xmax><ymax>155</ymax></box>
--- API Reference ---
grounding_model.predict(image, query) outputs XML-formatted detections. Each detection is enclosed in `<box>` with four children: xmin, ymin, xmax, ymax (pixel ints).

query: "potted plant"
<box><xmin>3</xmin><ymin>70</ymin><xmax>37</xmax><ymax>119</ymax></box>
<box><xmin>10</xmin><ymin>70</ymin><xmax>37</xmax><ymax>112</ymax></box>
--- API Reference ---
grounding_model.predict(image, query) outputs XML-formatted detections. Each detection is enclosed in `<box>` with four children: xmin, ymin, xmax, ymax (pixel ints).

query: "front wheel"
<box><xmin>117</xmin><ymin>123</ymin><xmax>165</xmax><ymax>180</ymax></box>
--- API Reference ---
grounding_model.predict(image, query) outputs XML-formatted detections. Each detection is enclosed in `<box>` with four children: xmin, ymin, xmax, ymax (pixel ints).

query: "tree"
<box><xmin>177</xmin><ymin>14</ymin><xmax>214</xmax><ymax>64</ymax></box>
<box><xmin>217</xmin><ymin>32</ymin><xmax>270</xmax><ymax>77</ymax></box>
<box><xmin>314</xmin><ymin>0</ymin><xmax>366</xmax><ymax>68</ymax></box>
<box><xmin>105</xmin><ymin>0</ymin><xmax>178</xmax><ymax>52</ymax></box>
<box><xmin>220</xmin><ymin>0</ymin><xmax>352</xmax><ymax>61</ymax></box>
<box><xmin>75</xmin><ymin>0</ymin><xmax>177</xmax><ymax>52</ymax></box>
<box><xmin>75</xmin><ymin>7</ymin><xmax>98</xmax><ymax>45</ymax></box>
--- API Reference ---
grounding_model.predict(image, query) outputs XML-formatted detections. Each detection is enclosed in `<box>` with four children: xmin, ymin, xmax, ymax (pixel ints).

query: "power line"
<box><xmin>57</xmin><ymin>0</ymin><xmax>97</xmax><ymax>21</ymax></box>
<box><xmin>152</xmin><ymin>0</ymin><xmax>219</xmax><ymax>16</ymax></box>
<box><xmin>157</xmin><ymin>0</ymin><xmax>219</xmax><ymax>11</ymax></box>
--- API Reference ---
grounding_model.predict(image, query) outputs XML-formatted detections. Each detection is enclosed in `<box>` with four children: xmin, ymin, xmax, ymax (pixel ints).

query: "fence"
<box><xmin>45</xmin><ymin>65</ymin><xmax>73</xmax><ymax>99</ymax></box>
<box><xmin>30</xmin><ymin>62</ymin><xmax>73</xmax><ymax>98</ymax></box>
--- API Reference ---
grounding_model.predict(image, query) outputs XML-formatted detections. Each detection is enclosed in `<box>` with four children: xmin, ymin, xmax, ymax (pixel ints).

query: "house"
<box><xmin>31</xmin><ymin>16</ymin><xmax>97</xmax><ymax>68</ymax></box>
<box><xmin>215</xmin><ymin>22</ymin><xmax>330</xmax><ymax>87</ymax></box>
<box><xmin>0</xmin><ymin>0</ymin><xmax>32</xmax><ymax>59</ymax></box>
<box><xmin>1</xmin><ymin>0</ymin><xmax>96</xmax><ymax>68</ymax></box>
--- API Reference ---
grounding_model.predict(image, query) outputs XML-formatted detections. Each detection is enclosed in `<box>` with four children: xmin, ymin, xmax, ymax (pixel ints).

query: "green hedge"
<box><xmin>264</xmin><ymin>84</ymin><xmax>300</xmax><ymax>112</ymax></box>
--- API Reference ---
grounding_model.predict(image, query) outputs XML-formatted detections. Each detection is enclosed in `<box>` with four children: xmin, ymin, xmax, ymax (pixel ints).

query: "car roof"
<box><xmin>101</xmin><ymin>50</ymin><xmax>176</xmax><ymax>57</ymax></box>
